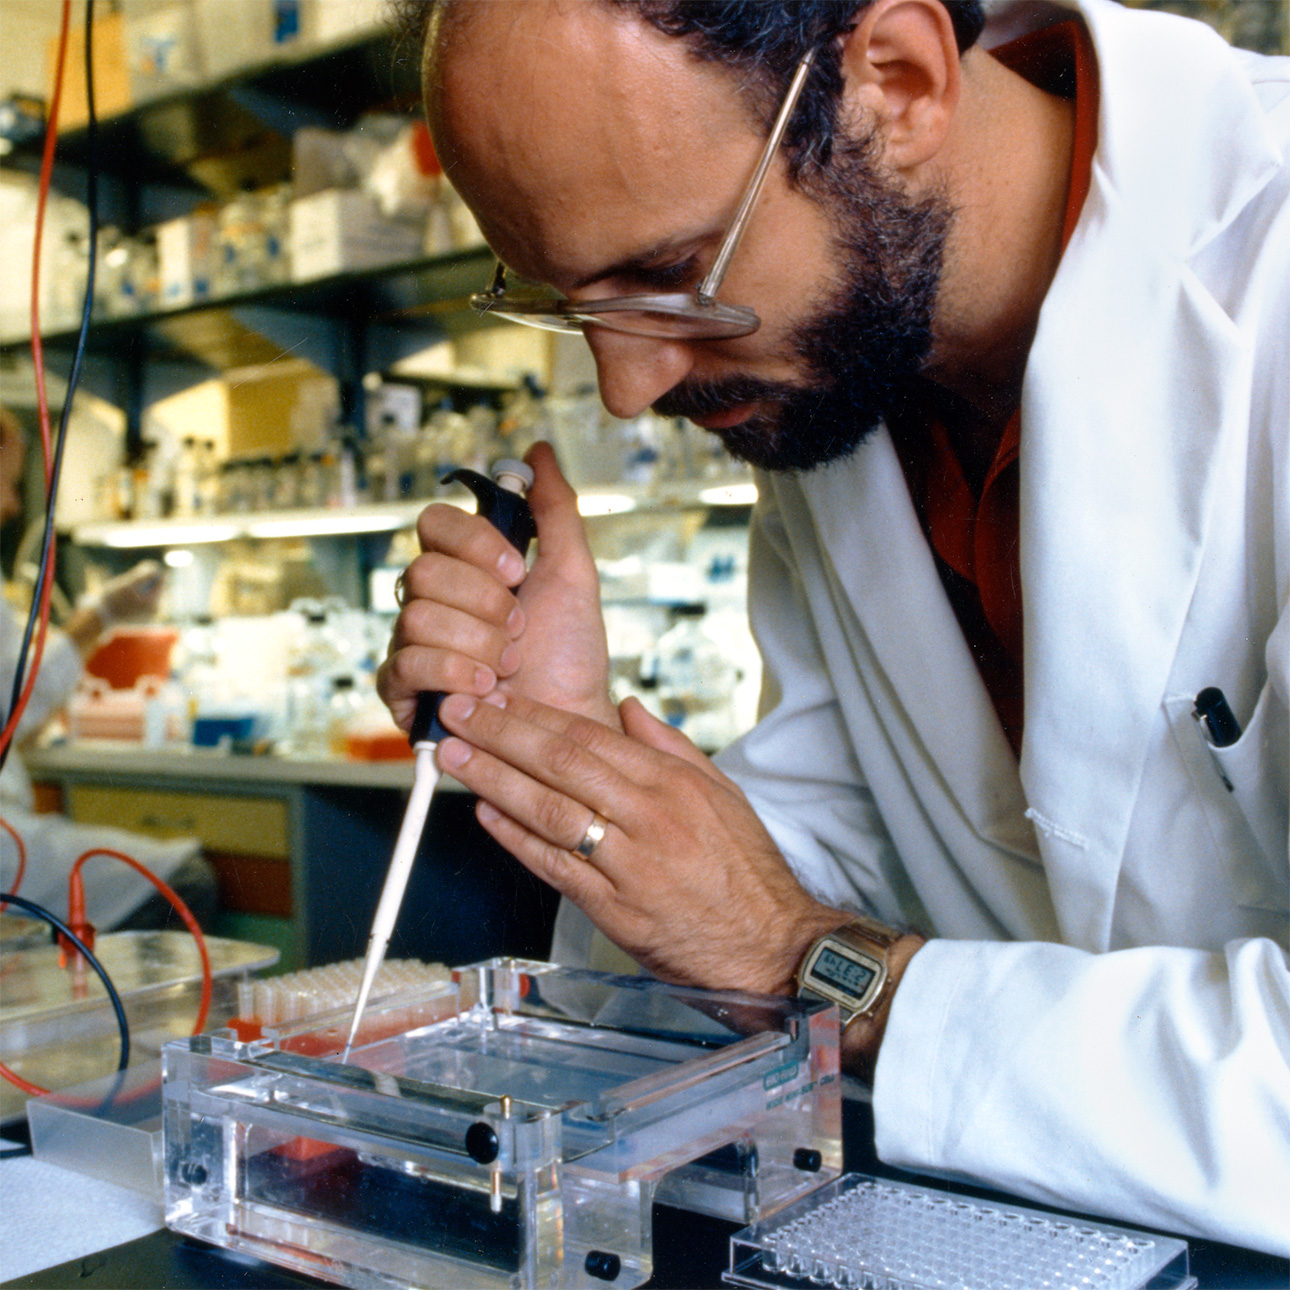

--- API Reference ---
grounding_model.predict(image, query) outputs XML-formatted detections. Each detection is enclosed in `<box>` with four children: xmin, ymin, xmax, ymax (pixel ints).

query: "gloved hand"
<box><xmin>94</xmin><ymin>560</ymin><xmax>164</xmax><ymax>626</ymax></box>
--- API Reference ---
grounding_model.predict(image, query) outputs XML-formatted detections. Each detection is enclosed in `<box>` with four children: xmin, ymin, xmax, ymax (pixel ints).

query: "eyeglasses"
<box><xmin>469</xmin><ymin>48</ymin><xmax>818</xmax><ymax>341</ymax></box>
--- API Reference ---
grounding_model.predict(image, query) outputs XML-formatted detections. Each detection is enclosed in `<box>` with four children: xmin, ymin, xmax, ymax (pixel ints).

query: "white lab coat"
<box><xmin>556</xmin><ymin>0</ymin><xmax>1290</xmax><ymax>1254</ymax></box>
<box><xmin>724</xmin><ymin>0</ymin><xmax>1290</xmax><ymax>1254</ymax></box>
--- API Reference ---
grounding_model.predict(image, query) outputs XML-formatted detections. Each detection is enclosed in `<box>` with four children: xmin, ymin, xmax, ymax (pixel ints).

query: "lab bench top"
<box><xmin>2</xmin><ymin>1098</ymin><xmax>1286</xmax><ymax>1290</ymax></box>
<box><xmin>23</xmin><ymin>741</ymin><xmax>464</xmax><ymax>792</ymax></box>
<box><xmin>21</xmin><ymin>742</ymin><xmax>557</xmax><ymax>973</ymax></box>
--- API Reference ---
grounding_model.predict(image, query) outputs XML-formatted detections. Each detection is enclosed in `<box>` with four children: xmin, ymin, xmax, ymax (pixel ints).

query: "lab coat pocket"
<box><xmin>1203</xmin><ymin>684</ymin><xmax>1288</xmax><ymax>912</ymax></box>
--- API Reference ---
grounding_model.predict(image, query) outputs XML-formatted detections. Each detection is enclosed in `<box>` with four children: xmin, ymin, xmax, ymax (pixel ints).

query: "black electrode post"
<box><xmin>410</xmin><ymin>465</ymin><xmax>537</xmax><ymax>746</ymax></box>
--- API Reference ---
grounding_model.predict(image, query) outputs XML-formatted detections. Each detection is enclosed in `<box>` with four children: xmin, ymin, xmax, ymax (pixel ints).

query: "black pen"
<box><xmin>1194</xmin><ymin>686</ymin><xmax>1242</xmax><ymax>748</ymax></box>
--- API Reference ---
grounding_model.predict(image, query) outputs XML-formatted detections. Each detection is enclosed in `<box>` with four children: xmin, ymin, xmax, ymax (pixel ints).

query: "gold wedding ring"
<box><xmin>572</xmin><ymin>812</ymin><xmax>609</xmax><ymax>860</ymax></box>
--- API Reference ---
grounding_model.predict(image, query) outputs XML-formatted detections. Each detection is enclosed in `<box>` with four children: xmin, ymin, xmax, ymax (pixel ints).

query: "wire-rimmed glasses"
<box><xmin>469</xmin><ymin>48</ymin><xmax>818</xmax><ymax>341</ymax></box>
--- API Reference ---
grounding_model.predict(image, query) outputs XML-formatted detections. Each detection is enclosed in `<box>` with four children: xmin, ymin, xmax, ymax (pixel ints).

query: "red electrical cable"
<box><xmin>0</xmin><ymin>0</ymin><xmax>73</xmax><ymax>766</ymax></box>
<box><xmin>0</xmin><ymin>847</ymin><xmax>216</xmax><ymax>1097</ymax></box>
<box><xmin>32</xmin><ymin>0</ymin><xmax>73</xmax><ymax>485</ymax></box>
<box><xmin>0</xmin><ymin>814</ymin><xmax>27</xmax><ymax>907</ymax></box>
<box><xmin>0</xmin><ymin>1060</ymin><xmax>47</xmax><ymax>1098</ymax></box>
<box><xmin>0</xmin><ymin>3</ymin><xmax>75</xmax><ymax>1100</ymax></box>
<box><xmin>68</xmin><ymin>847</ymin><xmax>213</xmax><ymax>1034</ymax></box>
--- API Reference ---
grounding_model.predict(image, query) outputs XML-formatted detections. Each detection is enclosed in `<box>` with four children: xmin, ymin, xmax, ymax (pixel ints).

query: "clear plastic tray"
<box><xmin>724</xmin><ymin>1174</ymin><xmax>1196</xmax><ymax>1290</ymax></box>
<box><xmin>28</xmin><ymin>1058</ymin><xmax>167</xmax><ymax>1195</ymax></box>
<box><xmin>0</xmin><ymin>930</ymin><xmax>277</xmax><ymax>1121</ymax></box>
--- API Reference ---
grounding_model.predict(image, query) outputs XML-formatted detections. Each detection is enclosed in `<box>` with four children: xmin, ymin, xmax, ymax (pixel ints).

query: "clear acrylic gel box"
<box><xmin>724</xmin><ymin>1173</ymin><xmax>1196</xmax><ymax>1290</ymax></box>
<box><xmin>163</xmin><ymin>959</ymin><xmax>843</xmax><ymax>1290</ymax></box>
<box><xmin>1</xmin><ymin>930</ymin><xmax>277</xmax><ymax>1124</ymax></box>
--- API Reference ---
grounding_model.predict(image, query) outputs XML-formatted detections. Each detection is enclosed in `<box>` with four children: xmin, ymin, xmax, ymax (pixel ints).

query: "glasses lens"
<box><xmin>471</xmin><ymin>292</ymin><xmax>759</xmax><ymax>340</ymax></box>
<box><xmin>579</xmin><ymin>307</ymin><xmax>758</xmax><ymax>340</ymax></box>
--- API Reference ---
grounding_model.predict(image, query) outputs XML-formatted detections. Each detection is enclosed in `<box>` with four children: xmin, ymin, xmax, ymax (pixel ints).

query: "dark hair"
<box><xmin>608</xmin><ymin>1</ymin><xmax>982</xmax><ymax>176</ymax></box>
<box><xmin>393</xmin><ymin>0</ymin><xmax>986</xmax><ymax>177</ymax></box>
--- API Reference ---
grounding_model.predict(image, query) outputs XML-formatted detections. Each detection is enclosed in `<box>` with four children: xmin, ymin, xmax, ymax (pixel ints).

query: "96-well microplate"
<box><xmin>725</xmin><ymin>1174</ymin><xmax>1195</xmax><ymax>1290</ymax></box>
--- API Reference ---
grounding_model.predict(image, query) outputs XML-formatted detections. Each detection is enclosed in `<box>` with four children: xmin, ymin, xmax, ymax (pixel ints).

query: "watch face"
<box><xmin>801</xmin><ymin>937</ymin><xmax>886</xmax><ymax>1017</ymax></box>
<box><xmin>813</xmin><ymin>946</ymin><xmax>877</xmax><ymax>997</ymax></box>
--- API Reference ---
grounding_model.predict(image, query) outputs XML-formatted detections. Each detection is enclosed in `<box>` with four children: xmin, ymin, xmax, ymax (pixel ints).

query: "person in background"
<box><xmin>0</xmin><ymin>405</ymin><xmax>216</xmax><ymax>931</ymax></box>
<box><xmin>379</xmin><ymin>0</ymin><xmax>1289</xmax><ymax>1256</ymax></box>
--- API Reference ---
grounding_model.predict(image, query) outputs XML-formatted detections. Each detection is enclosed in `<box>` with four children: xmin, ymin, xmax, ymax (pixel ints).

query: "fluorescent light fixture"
<box><xmin>92</xmin><ymin>523</ymin><xmax>240</xmax><ymax>548</ymax></box>
<box><xmin>578</xmin><ymin>493</ymin><xmax>637</xmax><ymax>517</ymax></box>
<box><xmin>245</xmin><ymin>513</ymin><xmax>408</xmax><ymax>539</ymax></box>
<box><xmin>164</xmin><ymin>548</ymin><xmax>196</xmax><ymax>568</ymax></box>
<box><xmin>698</xmin><ymin>482</ymin><xmax>758</xmax><ymax>507</ymax></box>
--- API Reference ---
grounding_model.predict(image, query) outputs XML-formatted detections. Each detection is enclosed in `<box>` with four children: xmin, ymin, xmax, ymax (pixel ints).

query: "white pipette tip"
<box><xmin>340</xmin><ymin>742</ymin><xmax>441</xmax><ymax>1063</ymax></box>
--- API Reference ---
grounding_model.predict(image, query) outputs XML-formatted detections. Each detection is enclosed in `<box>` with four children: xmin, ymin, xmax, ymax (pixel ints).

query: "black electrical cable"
<box><xmin>0</xmin><ymin>891</ymin><xmax>132</xmax><ymax>1073</ymax></box>
<box><xmin>1</xmin><ymin>0</ymin><xmax>100</xmax><ymax>773</ymax></box>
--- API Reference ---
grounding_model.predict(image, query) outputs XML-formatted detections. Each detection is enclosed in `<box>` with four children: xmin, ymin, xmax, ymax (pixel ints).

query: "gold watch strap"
<box><xmin>838</xmin><ymin>915</ymin><xmax>903</xmax><ymax>953</ymax></box>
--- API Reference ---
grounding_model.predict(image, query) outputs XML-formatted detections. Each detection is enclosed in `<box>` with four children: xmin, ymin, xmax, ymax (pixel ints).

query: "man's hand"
<box><xmin>376</xmin><ymin>443</ymin><xmax>618</xmax><ymax>733</ymax></box>
<box><xmin>433</xmin><ymin>687</ymin><xmax>849</xmax><ymax>995</ymax></box>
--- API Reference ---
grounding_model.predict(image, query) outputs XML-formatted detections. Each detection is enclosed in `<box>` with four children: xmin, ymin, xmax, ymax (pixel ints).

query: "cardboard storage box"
<box><xmin>47</xmin><ymin>11</ymin><xmax>133</xmax><ymax>129</ymax></box>
<box><xmin>157</xmin><ymin>210</ymin><xmax>218</xmax><ymax>307</ymax></box>
<box><xmin>123</xmin><ymin>0</ymin><xmax>204</xmax><ymax>101</ymax></box>
<box><xmin>289</xmin><ymin>188</ymin><xmax>423</xmax><ymax>281</ymax></box>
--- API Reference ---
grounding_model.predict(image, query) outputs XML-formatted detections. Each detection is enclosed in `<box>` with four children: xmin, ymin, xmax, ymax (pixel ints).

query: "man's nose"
<box><xmin>582</xmin><ymin>328</ymin><xmax>694</xmax><ymax>420</ymax></box>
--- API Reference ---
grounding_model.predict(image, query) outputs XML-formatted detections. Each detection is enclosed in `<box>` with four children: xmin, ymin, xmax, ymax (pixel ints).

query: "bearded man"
<box><xmin>378</xmin><ymin>0</ymin><xmax>1290</xmax><ymax>1253</ymax></box>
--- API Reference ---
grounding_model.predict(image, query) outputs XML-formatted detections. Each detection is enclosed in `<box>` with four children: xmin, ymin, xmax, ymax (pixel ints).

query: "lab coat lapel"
<box><xmin>1017</xmin><ymin>0</ymin><xmax>1280</xmax><ymax>949</ymax></box>
<box><xmin>803</xmin><ymin>441</ymin><xmax>1035</xmax><ymax>858</ymax></box>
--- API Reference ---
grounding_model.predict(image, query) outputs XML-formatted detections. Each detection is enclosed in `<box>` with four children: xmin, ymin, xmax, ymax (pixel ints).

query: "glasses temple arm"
<box><xmin>696</xmin><ymin>47</ymin><xmax>818</xmax><ymax>304</ymax></box>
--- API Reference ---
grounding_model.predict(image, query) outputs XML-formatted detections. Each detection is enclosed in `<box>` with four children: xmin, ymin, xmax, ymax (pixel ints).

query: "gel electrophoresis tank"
<box><xmin>163</xmin><ymin>959</ymin><xmax>842</xmax><ymax>1290</ymax></box>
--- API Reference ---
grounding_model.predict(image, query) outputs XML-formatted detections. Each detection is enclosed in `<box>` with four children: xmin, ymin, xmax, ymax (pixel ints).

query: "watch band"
<box><xmin>795</xmin><ymin>916</ymin><xmax>902</xmax><ymax>1024</ymax></box>
<box><xmin>835</xmin><ymin>915</ymin><xmax>903</xmax><ymax>953</ymax></box>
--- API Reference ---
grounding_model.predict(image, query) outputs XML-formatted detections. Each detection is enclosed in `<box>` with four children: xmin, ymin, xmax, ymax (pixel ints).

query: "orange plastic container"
<box><xmin>84</xmin><ymin>627</ymin><xmax>179</xmax><ymax>690</ymax></box>
<box><xmin>343</xmin><ymin>724</ymin><xmax>415</xmax><ymax>761</ymax></box>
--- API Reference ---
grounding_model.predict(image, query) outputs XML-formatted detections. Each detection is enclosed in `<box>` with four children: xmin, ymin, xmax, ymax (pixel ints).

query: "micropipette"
<box><xmin>341</xmin><ymin>459</ymin><xmax>536</xmax><ymax>1061</ymax></box>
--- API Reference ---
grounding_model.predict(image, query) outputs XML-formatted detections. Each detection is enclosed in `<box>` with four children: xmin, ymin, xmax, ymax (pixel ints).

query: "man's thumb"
<box><xmin>524</xmin><ymin>441</ymin><xmax>592</xmax><ymax>566</ymax></box>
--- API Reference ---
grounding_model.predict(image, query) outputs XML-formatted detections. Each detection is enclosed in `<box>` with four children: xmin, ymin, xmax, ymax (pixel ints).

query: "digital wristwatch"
<box><xmin>795</xmin><ymin>916</ymin><xmax>902</xmax><ymax>1025</ymax></box>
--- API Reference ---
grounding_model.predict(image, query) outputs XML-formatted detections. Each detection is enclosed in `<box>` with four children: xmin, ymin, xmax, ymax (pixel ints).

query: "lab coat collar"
<box><xmin>989</xmin><ymin>0</ymin><xmax>1284</xmax><ymax>259</ymax></box>
<box><xmin>1016</xmin><ymin>0</ymin><xmax>1281</xmax><ymax>948</ymax></box>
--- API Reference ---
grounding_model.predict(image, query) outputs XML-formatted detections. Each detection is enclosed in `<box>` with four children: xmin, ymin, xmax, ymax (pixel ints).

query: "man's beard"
<box><xmin>653</xmin><ymin>138</ymin><xmax>952</xmax><ymax>473</ymax></box>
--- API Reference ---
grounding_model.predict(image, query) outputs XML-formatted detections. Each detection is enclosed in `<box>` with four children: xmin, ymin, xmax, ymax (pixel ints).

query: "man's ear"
<box><xmin>836</xmin><ymin>0</ymin><xmax>961</xmax><ymax>172</ymax></box>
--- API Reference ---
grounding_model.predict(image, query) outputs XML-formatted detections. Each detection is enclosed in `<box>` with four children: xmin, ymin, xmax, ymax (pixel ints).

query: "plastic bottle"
<box><xmin>326</xmin><ymin>675</ymin><xmax>365</xmax><ymax>758</ymax></box>
<box><xmin>654</xmin><ymin>603</ymin><xmax>740</xmax><ymax>751</ymax></box>
<box><xmin>172</xmin><ymin>437</ymin><xmax>200</xmax><ymax>517</ymax></box>
<box><xmin>283</xmin><ymin>607</ymin><xmax>351</xmax><ymax>758</ymax></box>
<box><xmin>144</xmin><ymin>674</ymin><xmax>190</xmax><ymax>747</ymax></box>
<box><xmin>197</xmin><ymin>440</ymin><xmax>221</xmax><ymax>514</ymax></box>
<box><xmin>215</xmin><ymin>183</ymin><xmax>269</xmax><ymax>295</ymax></box>
<box><xmin>173</xmin><ymin>616</ymin><xmax>219</xmax><ymax>732</ymax></box>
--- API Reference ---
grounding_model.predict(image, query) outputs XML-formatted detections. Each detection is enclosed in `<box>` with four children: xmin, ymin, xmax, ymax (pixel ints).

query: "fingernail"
<box><xmin>477</xmin><ymin>800</ymin><xmax>500</xmax><ymax>824</ymax></box>
<box><xmin>441</xmin><ymin>694</ymin><xmax>476</xmax><ymax>722</ymax></box>
<box><xmin>506</xmin><ymin>606</ymin><xmax>525</xmax><ymax>636</ymax></box>
<box><xmin>499</xmin><ymin>644</ymin><xmax>521</xmax><ymax>675</ymax></box>
<box><xmin>497</xmin><ymin>551</ymin><xmax>524</xmax><ymax>582</ymax></box>
<box><xmin>482</xmin><ymin>690</ymin><xmax>508</xmax><ymax>709</ymax></box>
<box><xmin>437</xmin><ymin>738</ymin><xmax>472</xmax><ymax>769</ymax></box>
<box><xmin>473</xmin><ymin>665</ymin><xmax>496</xmax><ymax>693</ymax></box>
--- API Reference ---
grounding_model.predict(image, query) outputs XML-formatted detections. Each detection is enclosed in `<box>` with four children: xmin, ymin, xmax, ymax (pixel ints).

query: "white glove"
<box><xmin>94</xmin><ymin>560</ymin><xmax>164</xmax><ymax>626</ymax></box>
